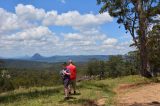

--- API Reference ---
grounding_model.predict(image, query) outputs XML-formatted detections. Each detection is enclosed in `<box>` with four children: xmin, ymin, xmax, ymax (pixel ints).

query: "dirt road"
<box><xmin>117</xmin><ymin>83</ymin><xmax>160</xmax><ymax>106</ymax></box>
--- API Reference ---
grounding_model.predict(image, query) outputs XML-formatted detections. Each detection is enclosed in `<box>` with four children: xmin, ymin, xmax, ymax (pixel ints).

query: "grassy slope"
<box><xmin>0</xmin><ymin>75</ymin><xmax>153</xmax><ymax>106</ymax></box>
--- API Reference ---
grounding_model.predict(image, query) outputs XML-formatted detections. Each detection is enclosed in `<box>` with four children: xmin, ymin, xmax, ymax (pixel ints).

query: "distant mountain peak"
<box><xmin>31</xmin><ymin>53</ymin><xmax>44</xmax><ymax>60</ymax></box>
<box><xmin>33</xmin><ymin>53</ymin><xmax>41</xmax><ymax>56</ymax></box>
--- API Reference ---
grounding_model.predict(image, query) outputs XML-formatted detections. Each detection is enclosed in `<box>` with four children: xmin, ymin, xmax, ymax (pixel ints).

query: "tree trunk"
<box><xmin>137</xmin><ymin>0</ymin><xmax>151</xmax><ymax>78</ymax></box>
<box><xmin>139</xmin><ymin>29</ymin><xmax>148</xmax><ymax>76</ymax></box>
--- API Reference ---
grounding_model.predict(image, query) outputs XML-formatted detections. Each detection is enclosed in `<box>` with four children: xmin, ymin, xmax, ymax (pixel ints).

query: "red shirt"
<box><xmin>67</xmin><ymin>64</ymin><xmax>76</xmax><ymax>80</ymax></box>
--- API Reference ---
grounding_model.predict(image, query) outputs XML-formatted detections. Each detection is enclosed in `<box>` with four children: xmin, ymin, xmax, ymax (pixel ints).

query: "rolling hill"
<box><xmin>1</xmin><ymin>59</ymin><xmax>53</xmax><ymax>70</ymax></box>
<box><xmin>0</xmin><ymin>54</ymin><xmax>110</xmax><ymax>70</ymax></box>
<box><xmin>20</xmin><ymin>53</ymin><xmax>110</xmax><ymax>63</ymax></box>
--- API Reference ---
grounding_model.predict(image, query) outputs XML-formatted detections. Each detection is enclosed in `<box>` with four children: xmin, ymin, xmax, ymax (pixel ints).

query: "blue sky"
<box><xmin>0</xmin><ymin>0</ymin><xmax>133</xmax><ymax>57</ymax></box>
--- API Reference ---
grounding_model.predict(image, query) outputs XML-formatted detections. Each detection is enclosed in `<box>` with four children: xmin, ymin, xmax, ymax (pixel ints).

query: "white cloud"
<box><xmin>43</xmin><ymin>11</ymin><xmax>113</xmax><ymax>30</ymax></box>
<box><xmin>0</xmin><ymin>5</ymin><xmax>38</xmax><ymax>35</ymax></box>
<box><xmin>0</xmin><ymin>26</ymin><xmax>59</xmax><ymax>54</ymax></box>
<box><xmin>0</xmin><ymin>8</ymin><xmax>19</xmax><ymax>34</ymax></box>
<box><xmin>0</xmin><ymin>4</ymin><xmax>133</xmax><ymax>57</ymax></box>
<box><xmin>15</xmin><ymin>4</ymin><xmax>45</xmax><ymax>21</ymax></box>
<box><xmin>4</xmin><ymin>26</ymin><xmax>58</xmax><ymax>42</ymax></box>
<box><xmin>103</xmin><ymin>38</ymin><xmax>118</xmax><ymax>45</ymax></box>
<box><xmin>0</xmin><ymin>4</ymin><xmax>113</xmax><ymax>33</ymax></box>
<box><xmin>64</xmin><ymin>33</ymin><xmax>83</xmax><ymax>40</ymax></box>
<box><xmin>119</xmin><ymin>40</ymin><xmax>133</xmax><ymax>46</ymax></box>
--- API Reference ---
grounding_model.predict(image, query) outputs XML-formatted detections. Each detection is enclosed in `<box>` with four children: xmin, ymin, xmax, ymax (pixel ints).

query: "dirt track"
<box><xmin>117</xmin><ymin>83</ymin><xmax>160</xmax><ymax>106</ymax></box>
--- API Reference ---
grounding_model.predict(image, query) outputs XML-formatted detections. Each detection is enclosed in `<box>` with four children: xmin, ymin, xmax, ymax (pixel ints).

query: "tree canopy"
<box><xmin>97</xmin><ymin>0</ymin><xmax>160</xmax><ymax>77</ymax></box>
<box><xmin>147</xmin><ymin>25</ymin><xmax>160</xmax><ymax>70</ymax></box>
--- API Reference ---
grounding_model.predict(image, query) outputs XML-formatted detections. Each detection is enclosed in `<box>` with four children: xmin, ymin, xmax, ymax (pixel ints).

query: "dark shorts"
<box><xmin>63</xmin><ymin>79</ymin><xmax>70</xmax><ymax>88</ymax></box>
<box><xmin>69</xmin><ymin>80</ymin><xmax>76</xmax><ymax>90</ymax></box>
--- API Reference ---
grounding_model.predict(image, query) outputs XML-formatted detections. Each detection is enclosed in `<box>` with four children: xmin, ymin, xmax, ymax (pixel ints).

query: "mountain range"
<box><xmin>0</xmin><ymin>53</ymin><xmax>111</xmax><ymax>70</ymax></box>
<box><xmin>1</xmin><ymin>53</ymin><xmax>110</xmax><ymax>63</ymax></box>
<box><xmin>29</xmin><ymin>53</ymin><xmax>110</xmax><ymax>63</ymax></box>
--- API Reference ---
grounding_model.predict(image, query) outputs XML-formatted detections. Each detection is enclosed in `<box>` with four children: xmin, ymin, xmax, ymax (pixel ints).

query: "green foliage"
<box><xmin>97</xmin><ymin>0</ymin><xmax>159</xmax><ymax>36</ymax></box>
<box><xmin>126</xmin><ymin>51</ymin><xmax>140</xmax><ymax>74</ymax></box>
<box><xmin>106</xmin><ymin>55</ymin><xmax>138</xmax><ymax>77</ymax></box>
<box><xmin>97</xmin><ymin>0</ymin><xmax>160</xmax><ymax>77</ymax></box>
<box><xmin>0</xmin><ymin>70</ymin><xmax>14</xmax><ymax>92</ymax></box>
<box><xmin>106</xmin><ymin>55</ymin><xmax>125</xmax><ymax>77</ymax></box>
<box><xmin>147</xmin><ymin>25</ymin><xmax>160</xmax><ymax>67</ymax></box>
<box><xmin>0</xmin><ymin>61</ymin><xmax>89</xmax><ymax>91</ymax></box>
<box><xmin>147</xmin><ymin>25</ymin><xmax>160</xmax><ymax>76</ymax></box>
<box><xmin>9</xmin><ymin>69</ymin><xmax>61</xmax><ymax>88</ymax></box>
<box><xmin>0</xmin><ymin>53</ymin><xmax>148</xmax><ymax>93</ymax></box>
<box><xmin>87</xmin><ymin>60</ymin><xmax>105</xmax><ymax>76</ymax></box>
<box><xmin>86</xmin><ymin>55</ymin><xmax>139</xmax><ymax>78</ymax></box>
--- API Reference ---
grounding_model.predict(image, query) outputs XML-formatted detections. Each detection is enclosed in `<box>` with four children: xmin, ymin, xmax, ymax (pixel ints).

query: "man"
<box><xmin>61</xmin><ymin>62</ymin><xmax>71</xmax><ymax>99</ymax></box>
<box><xmin>67</xmin><ymin>60</ymin><xmax>77</xmax><ymax>94</ymax></box>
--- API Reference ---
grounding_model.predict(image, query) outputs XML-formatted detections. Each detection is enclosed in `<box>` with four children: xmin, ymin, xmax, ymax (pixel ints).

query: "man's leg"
<box><xmin>72</xmin><ymin>80</ymin><xmax>76</xmax><ymax>94</ymax></box>
<box><xmin>68</xmin><ymin>80</ymin><xmax>72</xmax><ymax>94</ymax></box>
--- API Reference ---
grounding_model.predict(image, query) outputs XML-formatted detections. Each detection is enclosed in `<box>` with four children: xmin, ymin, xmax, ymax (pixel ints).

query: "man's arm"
<box><xmin>64</xmin><ymin>69</ymin><xmax>71</xmax><ymax>75</ymax></box>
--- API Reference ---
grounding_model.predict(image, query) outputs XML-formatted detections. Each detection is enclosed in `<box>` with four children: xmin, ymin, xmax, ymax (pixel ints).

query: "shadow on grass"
<box><xmin>58</xmin><ymin>96</ymin><xmax>77</xmax><ymax>103</ymax></box>
<box><xmin>59</xmin><ymin>82</ymin><xmax>116</xmax><ymax>106</ymax></box>
<box><xmin>70</xmin><ymin>92</ymin><xmax>81</xmax><ymax>95</ymax></box>
<box><xmin>79</xmin><ymin>82</ymin><xmax>116</xmax><ymax>96</ymax></box>
<box><xmin>60</xmin><ymin>92</ymin><xmax>81</xmax><ymax>96</ymax></box>
<box><xmin>0</xmin><ymin>87</ymin><xmax>61</xmax><ymax>104</ymax></box>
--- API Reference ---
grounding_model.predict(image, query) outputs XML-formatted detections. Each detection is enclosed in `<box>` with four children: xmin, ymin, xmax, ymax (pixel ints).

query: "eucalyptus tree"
<box><xmin>97</xmin><ymin>0</ymin><xmax>160</xmax><ymax>77</ymax></box>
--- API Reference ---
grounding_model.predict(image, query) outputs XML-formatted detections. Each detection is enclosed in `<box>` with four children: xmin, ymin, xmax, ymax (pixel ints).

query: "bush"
<box><xmin>0</xmin><ymin>70</ymin><xmax>14</xmax><ymax>92</ymax></box>
<box><xmin>86</xmin><ymin>55</ymin><xmax>139</xmax><ymax>78</ymax></box>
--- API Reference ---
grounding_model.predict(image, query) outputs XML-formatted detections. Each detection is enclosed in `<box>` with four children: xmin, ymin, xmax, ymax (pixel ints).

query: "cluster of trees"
<box><xmin>0</xmin><ymin>69</ymin><xmax>63</xmax><ymax>93</ymax></box>
<box><xmin>0</xmin><ymin>60</ymin><xmax>87</xmax><ymax>92</ymax></box>
<box><xmin>86</xmin><ymin>54</ymin><xmax>139</xmax><ymax>78</ymax></box>
<box><xmin>0</xmin><ymin>65</ymin><xmax>62</xmax><ymax>93</ymax></box>
<box><xmin>97</xmin><ymin>0</ymin><xmax>160</xmax><ymax>78</ymax></box>
<box><xmin>147</xmin><ymin>25</ymin><xmax>160</xmax><ymax>76</ymax></box>
<box><xmin>9</xmin><ymin>69</ymin><xmax>61</xmax><ymax>88</ymax></box>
